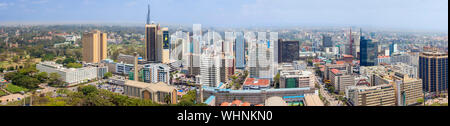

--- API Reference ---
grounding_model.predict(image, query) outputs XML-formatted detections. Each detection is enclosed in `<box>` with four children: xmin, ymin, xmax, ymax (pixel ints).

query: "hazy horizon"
<box><xmin>0</xmin><ymin>0</ymin><xmax>448</xmax><ymax>32</ymax></box>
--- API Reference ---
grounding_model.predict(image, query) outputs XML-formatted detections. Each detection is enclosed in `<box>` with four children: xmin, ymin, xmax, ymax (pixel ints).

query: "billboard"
<box><xmin>163</xmin><ymin>31</ymin><xmax>170</xmax><ymax>49</ymax></box>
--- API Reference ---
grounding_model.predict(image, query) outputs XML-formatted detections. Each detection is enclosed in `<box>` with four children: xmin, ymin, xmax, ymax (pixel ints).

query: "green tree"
<box><xmin>0</xmin><ymin>67</ymin><xmax>5</xmax><ymax>73</ymax></box>
<box><xmin>35</xmin><ymin>72</ymin><xmax>49</xmax><ymax>83</ymax></box>
<box><xmin>273</xmin><ymin>73</ymin><xmax>280</xmax><ymax>88</ymax></box>
<box><xmin>55</xmin><ymin>59</ymin><xmax>63</xmax><ymax>64</ymax></box>
<box><xmin>48</xmin><ymin>73</ymin><xmax>64</xmax><ymax>87</ymax></box>
<box><xmin>103</xmin><ymin>72</ymin><xmax>113</xmax><ymax>79</ymax></box>
<box><xmin>66</xmin><ymin>63</ymin><xmax>82</xmax><ymax>68</ymax></box>
<box><xmin>79</xmin><ymin>85</ymin><xmax>99</xmax><ymax>95</ymax></box>
<box><xmin>416</xmin><ymin>98</ymin><xmax>424</xmax><ymax>104</ymax></box>
<box><xmin>62</xmin><ymin>57</ymin><xmax>76</xmax><ymax>65</ymax></box>
<box><xmin>13</xmin><ymin>76</ymin><xmax>40</xmax><ymax>89</ymax></box>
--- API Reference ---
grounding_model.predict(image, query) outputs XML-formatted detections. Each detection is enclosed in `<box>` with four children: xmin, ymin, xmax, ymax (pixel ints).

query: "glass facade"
<box><xmin>235</xmin><ymin>32</ymin><xmax>245</xmax><ymax>69</ymax></box>
<box><xmin>360</xmin><ymin>37</ymin><xmax>377</xmax><ymax>66</ymax></box>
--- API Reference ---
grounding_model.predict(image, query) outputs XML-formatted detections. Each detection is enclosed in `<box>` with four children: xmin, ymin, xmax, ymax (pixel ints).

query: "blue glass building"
<box><xmin>360</xmin><ymin>36</ymin><xmax>377</xmax><ymax>66</ymax></box>
<box><xmin>235</xmin><ymin>32</ymin><xmax>245</xmax><ymax>69</ymax></box>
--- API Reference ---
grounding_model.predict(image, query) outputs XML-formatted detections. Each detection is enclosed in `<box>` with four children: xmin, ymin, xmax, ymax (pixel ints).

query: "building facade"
<box><xmin>82</xmin><ymin>30</ymin><xmax>107</xmax><ymax>63</ymax></box>
<box><xmin>360</xmin><ymin>36</ymin><xmax>377</xmax><ymax>66</ymax></box>
<box><xmin>278</xmin><ymin>39</ymin><xmax>300</xmax><ymax>63</ymax></box>
<box><xmin>419</xmin><ymin>51</ymin><xmax>448</xmax><ymax>93</ymax></box>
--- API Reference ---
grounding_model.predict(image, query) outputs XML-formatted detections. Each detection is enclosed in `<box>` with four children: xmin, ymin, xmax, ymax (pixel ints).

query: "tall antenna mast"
<box><xmin>146</xmin><ymin>0</ymin><xmax>151</xmax><ymax>24</ymax></box>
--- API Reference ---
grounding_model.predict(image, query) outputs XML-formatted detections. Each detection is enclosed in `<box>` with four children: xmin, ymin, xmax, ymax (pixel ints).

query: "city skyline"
<box><xmin>0</xmin><ymin>0</ymin><xmax>448</xmax><ymax>32</ymax></box>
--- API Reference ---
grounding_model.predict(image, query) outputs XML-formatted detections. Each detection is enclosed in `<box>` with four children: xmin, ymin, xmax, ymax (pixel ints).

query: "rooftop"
<box><xmin>244</xmin><ymin>78</ymin><xmax>270</xmax><ymax>86</ymax></box>
<box><xmin>343</xmin><ymin>55</ymin><xmax>354</xmax><ymax>58</ymax></box>
<box><xmin>331</xmin><ymin>69</ymin><xmax>341</xmax><ymax>75</ymax></box>
<box><xmin>124</xmin><ymin>80</ymin><xmax>176</xmax><ymax>93</ymax></box>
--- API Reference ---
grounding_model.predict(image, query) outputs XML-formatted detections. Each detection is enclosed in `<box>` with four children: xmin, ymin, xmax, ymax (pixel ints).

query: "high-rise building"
<box><xmin>419</xmin><ymin>51</ymin><xmax>448</xmax><ymax>93</ymax></box>
<box><xmin>249</xmin><ymin>32</ymin><xmax>275</xmax><ymax>80</ymax></box>
<box><xmin>278</xmin><ymin>39</ymin><xmax>299</xmax><ymax>63</ymax></box>
<box><xmin>322</xmin><ymin>35</ymin><xmax>333</xmax><ymax>49</ymax></box>
<box><xmin>200</xmin><ymin>49</ymin><xmax>221</xmax><ymax>87</ymax></box>
<box><xmin>160</xmin><ymin>27</ymin><xmax>170</xmax><ymax>63</ymax></box>
<box><xmin>190</xmin><ymin>24</ymin><xmax>202</xmax><ymax>75</ymax></box>
<box><xmin>389</xmin><ymin>43</ymin><xmax>398</xmax><ymax>56</ymax></box>
<box><xmin>360</xmin><ymin>36</ymin><xmax>377</xmax><ymax>66</ymax></box>
<box><xmin>145</xmin><ymin>24</ymin><xmax>159</xmax><ymax>62</ymax></box>
<box><xmin>235</xmin><ymin>32</ymin><xmax>245</xmax><ymax>69</ymax></box>
<box><xmin>144</xmin><ymin>2</ymin><xmax>168</xmax><ymax>63</ymax></box>
<box><xmin>82</xmin><ymin>30</ymin><xmax>107</xmax><ymax>63</ymax></box>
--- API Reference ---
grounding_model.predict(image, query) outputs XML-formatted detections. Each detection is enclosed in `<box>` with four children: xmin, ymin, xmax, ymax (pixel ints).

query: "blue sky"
<box><xmin>0</xmin><ymin>0</ymin><xmax>448</xmax><ymax>31</ymax></box>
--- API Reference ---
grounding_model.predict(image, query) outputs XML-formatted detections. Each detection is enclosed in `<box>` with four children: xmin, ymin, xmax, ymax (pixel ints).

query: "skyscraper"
<box><xmin>419</xmin><ymin>51</ymin><xmax>448</xmax><ymax>93</ymax></box>
<box><xmin>144</xmin><ymin>3</ymin><xmax>168</xmax><ymax>63</ymax></box>
<box><xmin>190</xmin><ymin>24</ymin><xmax>202</xmax><ymax>75</ymax></box>
<box><xmin>235</xmin><ymin>32</ymin><xmax>245</xmax><ymax>69</ymax></box>
<box><xmin>360</xmin><ymin>36</ymin><xmax>377</xmax><ymax>66</ymax></box>
<box><xmin>249</xmin><ymin>32</ymin><xmax>274</xmax><ymax>80</ymax></box>
<box><xmin>82</xmin><ymin>30</ymin><xmax>107</xmax><ymax>63</ymax></box>
<box><xmin>145</xmin><ymin>24</ymin><xmax>159</xmax><ymax>62</ymax></box>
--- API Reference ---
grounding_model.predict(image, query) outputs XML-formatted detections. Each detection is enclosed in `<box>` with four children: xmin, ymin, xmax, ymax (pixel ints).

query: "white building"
<box><xmin>200</xmin><ymin>49</ymin><xmax>221</xmax><ymax>87</ymax></box>
<box><xmin>37</xmin><ymin>61</ymin><xmax>100</xmax><ymax>86</ymax></box>
<box><xmin>248</xmin><ymin>32</ymin><xmax>276</xmax><ymax>80</ymax></box>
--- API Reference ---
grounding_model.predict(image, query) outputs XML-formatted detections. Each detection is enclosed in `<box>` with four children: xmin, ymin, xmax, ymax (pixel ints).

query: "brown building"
<box><xmin>82</xmin><ymin>30</ymin><xmax>107</xmax><ymax>63</ymax></box>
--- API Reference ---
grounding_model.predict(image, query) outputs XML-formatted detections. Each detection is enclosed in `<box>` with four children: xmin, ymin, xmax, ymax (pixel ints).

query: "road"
<box><xmin>316</xmin><ymin>77</ymin><xmax>341</xmax><ymax>106</ymax></box>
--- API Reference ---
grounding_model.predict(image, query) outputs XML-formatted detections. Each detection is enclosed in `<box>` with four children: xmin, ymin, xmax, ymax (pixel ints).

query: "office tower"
<box><xmin>419</xmin><ymin>51</ymin><xmax>448</xmax><ymax>93</ymax></box>
<box><xmin>278</xmin><ymin>39</ymin><xmax>300</xmax><ymax>63</ymax></box>
<box><xmin>82</xmin><ymin>30</ymin><xmax>107</xmax><ymax>63</ymax></box>
<box><xmin>360</xmin><ymin>36</ymin><xmax>377</xmax><ymax>66</ymax></box>
<box><xmin>224</xmin><ymin>32</ymin><xmax>235</xmax><ymax>80</ymax></box>
<box><xmin>200</xmin><ymin>48</ymin><xmax>221</xmax><ymax>87</ymax></box>
<box><xmin>190</xmin><ymin>24</ymin><xmax>202</xmax><ymax>75</ymax></box>
<box><xmin>249</xmin><ymin>32</ymin><xmax>274</xmax><ymax>80</ymax></box>
<box><xmin>160</xmin><ymin>27</ymin><xmax>170</xmax><ymax>63</ymax></box>
<box><xmin>170</xmin><ymin>31</ymin><xmax>190</xmax><ymax>66</ymax></box>
<box><xmin>322</xmin><ymin>35</ymin><xmax>333</xmax><ymax>50</ymax></box>
<box><xmin>145</xmin><ymin>24</ymin><xmax>158</xmax><ymax>62</ymax></box>
<box><xmin>346</xmin><ymin>84</ymin><xmax>396</xmax><ymax>106</ymax></box>
<box><xmin>270</xmin><ymin>32</ymin><xmax>279</xmax><ymax>77</ymax></box>
<box><xmin>235</xmin><ymin>32</ymin><xmax>245</xmax><ymax>69</ymax></box>
<box><xmin>244</xmin><ymin>32</ymin><xmax>257</xmax><ymax>68</ymax></box>
<box><xmin>349</xmin><ymin>28</ymin><xmax>354</xmax><ymax>56</ymax></box>
<box><xmin>389</xmin><ymin>43</ymin><xmax>397</xmax><ymax>56</ymax></box>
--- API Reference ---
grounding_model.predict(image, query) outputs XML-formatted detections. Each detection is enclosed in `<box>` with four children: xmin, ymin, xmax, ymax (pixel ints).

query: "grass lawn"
<box><xmin>5</xmin><ymin>84</ymin><xmax>29</xmax><ymax>94</ymax></box>
<box><xmin>0</xmin><ymin>90</ymin><xmax>6</xmax><ymax>96</ymax></box>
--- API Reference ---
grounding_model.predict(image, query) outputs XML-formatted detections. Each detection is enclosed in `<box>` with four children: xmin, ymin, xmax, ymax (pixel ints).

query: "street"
<box><xmin>316</xmin><ymin>77</ymin><xmax>341</xmax><ymax>106</ymax></box>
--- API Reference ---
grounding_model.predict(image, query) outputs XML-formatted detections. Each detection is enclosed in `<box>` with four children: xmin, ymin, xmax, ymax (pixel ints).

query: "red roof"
<box><xmin>220</xmin><ymin>102</ymin><xmax>231</xmax><ymax>106</ymax></box>
<box><xmin>331</xmin><ymin>69</ymin><xmax>341</xmax><ymax>75</ymax></box>
<box><xmin>244</xmin><ymin>78</ymin><xmax>270</xmax><ymax>86</ymax></box>
<box><xmin>241</xmin><ymin>102</ymin><xmax>251</xmax><ymax>106</ymax></box>
<box><xmin>378</xmin><ymin>56</ymin><xmax>390</xmax><ymax>58</ymax></box>
<box><xmin>335</xmin><ymin>61</ymin><xmax>345</xmax><ymax>65</ymax></box>
<box><xmin>343</xmin><ymin>55</ymin><xmax>354</xmax><ymax>58</ymax></box>
<box><xmin>231</xmin><ymin>100</ymin><xmax>242</xmax><ymax>106</ymax></box>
